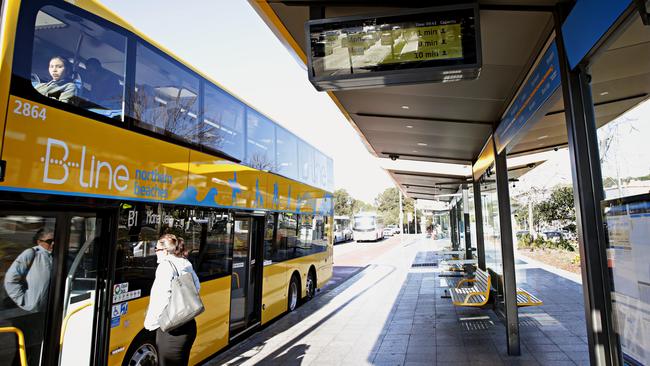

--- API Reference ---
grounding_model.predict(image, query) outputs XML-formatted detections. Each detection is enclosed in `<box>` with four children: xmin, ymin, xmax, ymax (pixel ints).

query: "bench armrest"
<box><xmin>456</xmin><ymin>278</ymin><xmax>476</xmax><ymax>288</ymax></box>
<box><xmin>463</xmin><ymin>291</ymin><xmax>487</xmax><ymax>305</ymax></box>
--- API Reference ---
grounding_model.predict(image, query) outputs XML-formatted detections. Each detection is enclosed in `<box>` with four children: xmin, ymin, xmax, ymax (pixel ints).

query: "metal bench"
<box><xmin>516</xmin><ymin>288</ymin><xmax>543</xmax><ymax>306</ymax></box>
<box><xmin>450</xmin><ymin>268</ymin><xmax>491</xmax><ymax>307</ymax></box>
<box><xmin>449</xmin><ymin>269</ymin><xmax>543</xmax><ymax>307</ymax></box>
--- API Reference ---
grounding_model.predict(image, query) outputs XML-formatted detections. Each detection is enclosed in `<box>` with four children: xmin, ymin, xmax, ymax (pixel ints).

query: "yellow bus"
<box><xmin>0</xmin><ymin>0</ymin><xmax>334</xmax><ymax>365</ymax></box>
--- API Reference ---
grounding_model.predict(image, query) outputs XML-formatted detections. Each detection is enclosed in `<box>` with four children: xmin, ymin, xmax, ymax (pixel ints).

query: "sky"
<box><xmin>101</xmin><ymin>0</ymin><xmax>394</xmax><ymax>203</ymax></box>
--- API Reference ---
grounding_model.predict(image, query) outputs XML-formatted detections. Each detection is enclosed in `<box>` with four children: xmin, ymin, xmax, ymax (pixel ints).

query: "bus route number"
<box><xmin>13</xmin><ymin>100</ymin><xmax>47</xmax><ymax>120</ymax></box>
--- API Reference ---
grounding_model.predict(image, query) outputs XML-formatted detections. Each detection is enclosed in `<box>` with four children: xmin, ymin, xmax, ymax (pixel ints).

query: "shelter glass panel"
<box><xmin>481</xmin><ymin>182</ymin><xmax>502</xmax><ymax>274</ymax></box>
<box><xmin>592</xmin><ymin>14</ymin><xmax>650</xmax><ymax>365</ymax></box>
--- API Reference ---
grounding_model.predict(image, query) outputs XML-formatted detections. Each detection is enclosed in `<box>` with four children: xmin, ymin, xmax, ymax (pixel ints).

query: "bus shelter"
<box><xmin>251</xmin><ymin>0</ymin><xmax>650</xmax><ymax>365</ymax></box>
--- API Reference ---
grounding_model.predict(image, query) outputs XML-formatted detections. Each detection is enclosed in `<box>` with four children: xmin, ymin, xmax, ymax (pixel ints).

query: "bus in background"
<box><xmin>333</xmin><ymin>215</ymin><xmax>352</xmax><ymax>243</ymax></box>
<box><xmin>353</xmin><ymin>212</ymin><xmax>384</xmax><ymax>242</ymax></box>
<box><xmin>0</xmin><ymin>1</ymin><xmax>334</xmax><ymax>365</ymax></box>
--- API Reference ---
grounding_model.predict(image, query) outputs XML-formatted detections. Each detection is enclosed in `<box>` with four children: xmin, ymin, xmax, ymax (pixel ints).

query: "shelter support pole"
<box><xmin>495</xmin><ymin>150</ymin><xmax>520</xmax><ymax>356</ymax></box>
<box><xmin>554</xmin><ymin>5</ymin><xmax>619</xmax><ymax>365</ymax></box>
<box><xmin>463</xmin><ymin>188</ymin><xmax>472</xmax><ymax>259</ymax></box>
<box><xmin>414</xmin><ymin>199</ymin><xmax>418</xmax><ymax>234</ymax></box>
<box><xmin>399</xmin><ymin>191</ymin><xmax>404</xmax><ymax>235</ymax></box>
<box><xmin>473</xmin><ymin>180</ymin><xmax>486</xmax><ymax>270</ymax></box>
<box><xmin>450</xmin><ymin>208</ymin><xmax>457</xmax><ymax>249</ymax></box>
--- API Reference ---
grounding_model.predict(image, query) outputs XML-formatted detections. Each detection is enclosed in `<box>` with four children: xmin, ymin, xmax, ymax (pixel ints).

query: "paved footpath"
<box><xmin>205</xmin><ymin>237</ymin><xmax>589</xmax><ymax>366</ymax></box>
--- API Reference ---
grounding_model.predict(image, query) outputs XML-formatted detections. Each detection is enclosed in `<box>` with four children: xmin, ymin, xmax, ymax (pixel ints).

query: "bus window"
<box><xmin>30</xmin><ymin>6</ymin><xmax>127</xmax><ymax>118</ymax></box>
<box><xmin>276</xmin><ymin>127</ymin><xmax>298</xmax><ymax>180</ymax></box>
<box><xmin>263</xmin><ymin>213</ymin><xmax>285</xmax><ymax>263</ymax></box>
<box><xmin>246</xmin><ymin>111</ymin><xmax>276</xmax><ymax>171</ymax></box>
<box><xmin>297</xmin><ymin>214</ymin><xmax>313</xmax><ymax>256</ymax></box>
<box><xmin>186</xmin><ymin>209</ymin><xmax>232</xmax><ymax>280</ymax></box>
<box><xmin>314</xmin><ymin>151</ymin><xmax>328</xmax><ymax>190</ymax></box>
<box><xmin>132</xmin><ymin>43</ymin><xmax>199</xmax><ymax>143</ymax></box>
<box><xmin>202</xmin><ymin>84</ymin><xmax>246</xmax><ymax>161</ymax></box>
<box><xmin>0</xmin><ymin>214</ymin><xmax>56</xmax><ymax>366</ymax></box>
<box><xmin>298</xmin><ymin>140</ymin><xmax>315</xmax><ymax>186</ymax></box>
<box><xmin>277</xmin><ymin>213</ymin><xmax>298</xmax><ymax>259</ymax></box>
<box><xmin>115</xmin><ymin>203</ymin><xmax>161</xmax><ymax>299</ymax></box>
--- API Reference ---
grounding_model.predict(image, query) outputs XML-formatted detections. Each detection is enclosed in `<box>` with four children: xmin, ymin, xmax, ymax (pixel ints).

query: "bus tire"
<box><xmin>288</xmin><ymin>273</ymin><xmax>300</xmax><ymax>312</ymax></box>
<box><xmin>122</xmin><ymin>331</ymin><xmax>158</xmax><ymax>366</ymax></box>
<box><xmin>305</xmin><ymin>268</ymin><xmax>317</xmax><ymax>301</ymax></box>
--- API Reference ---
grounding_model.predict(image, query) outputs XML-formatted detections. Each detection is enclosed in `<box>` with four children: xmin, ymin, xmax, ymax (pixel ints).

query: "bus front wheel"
<box><xmin>123</xmin><ymin>333</ymin><xmax>158</xmax><ymax>366</ymax></box>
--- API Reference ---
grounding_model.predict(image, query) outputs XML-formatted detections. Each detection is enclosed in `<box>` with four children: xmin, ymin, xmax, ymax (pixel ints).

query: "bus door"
<box><xmin>0</xmin><ymin>207</ymin><xmax>112</xmax><ymax>366</ymax></box>
<box><xmin>229</xmin><ymin>215</ymin><xmax>264</xmax><ymax>338</ymax></box>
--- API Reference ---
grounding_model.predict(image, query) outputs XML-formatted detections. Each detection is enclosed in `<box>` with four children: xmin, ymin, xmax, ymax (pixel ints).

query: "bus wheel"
<box><xmin>288</xmin><ymin>274</ymin><xmax>299</xmax><ymax>312</ymax></box>
<box><xmin>123</xmin><ymin>336</ymin><xmax>158</xmax><ymax>366</ymax></box>
<box><xmin>305</xmin><ymin>270</ymin><xmax>316</xmax><ymax>300</ymax></box>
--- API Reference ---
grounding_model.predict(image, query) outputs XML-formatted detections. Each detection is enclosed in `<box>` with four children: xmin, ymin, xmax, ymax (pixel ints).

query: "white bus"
<box><xmin>334</xmin><ymin>216</ymin><xmax>353</xmax><ymax>243</ymax></box>
<box><xmin>353</xmin><ymin>212</ymin><xmax>384</xmax><ymax>242</ymax></box>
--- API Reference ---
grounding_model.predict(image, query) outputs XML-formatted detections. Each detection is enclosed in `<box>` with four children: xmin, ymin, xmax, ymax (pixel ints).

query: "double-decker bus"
<box><xmin>0</xmin><ymin>1</ymin><xmax>334</xmax><ymax>365</ymax></box>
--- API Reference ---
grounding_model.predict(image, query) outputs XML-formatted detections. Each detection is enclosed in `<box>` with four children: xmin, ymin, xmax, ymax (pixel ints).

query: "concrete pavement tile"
<box><xmin>374</xmin><ymin>352</ymin><xmax>406</xmax><ymax>364</ymax></box>
<box><xmin>406</xmin><ymin>344</ymin><xmax>436</xmax><ymax>354</ymax></box>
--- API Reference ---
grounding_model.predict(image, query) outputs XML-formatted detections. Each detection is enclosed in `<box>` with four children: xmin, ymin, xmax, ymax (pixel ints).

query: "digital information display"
<box><xmin>602</xmin><ymin>195</ymin><xmax>650</xmax><ymax>366</ymax></box>
<box><xmin>306</xmin><ymin>4</ymin><xmax>480</xmax><ymax>91</ymax></box>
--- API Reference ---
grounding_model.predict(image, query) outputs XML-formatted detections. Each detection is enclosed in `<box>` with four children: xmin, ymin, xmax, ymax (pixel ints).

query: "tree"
<box><xmin>374</xmin><ymin>187</ymin><xmax>422</xmax><ymax>229</ymax></box>
<box><xmin>333</xmin><ymin>189</ymin><xmax>353</xmax><ymax>217</ymax></box>
<box><xmin>537</xmin><ymin>185</ymin><xmax>575</xmax><ymax>233</ymax></box>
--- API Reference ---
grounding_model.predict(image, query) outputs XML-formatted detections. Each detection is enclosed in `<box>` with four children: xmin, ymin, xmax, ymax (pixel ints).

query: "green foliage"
<box><xmin>536</xmin><ymin>186</ymin><xmax>576</xmax><ymax>233</ymax></box>
<box><xmin>517</xmin><ymin>232</ymin><xmax>576</xmax><ymax>252</ymax></box>
<box><xmin>333</xmin><ymin>189</ymin><xmax>353</xmax><ymax>217</ymax></box>
<box><xmin>333</xmin><ymin>188</ymin><xmax>374</xmax><ymax>217</ymax></box>
<box><xmin>373</xmin><ymin>187</ymin><xmax>422</xmax><ymax>227</ymax></box>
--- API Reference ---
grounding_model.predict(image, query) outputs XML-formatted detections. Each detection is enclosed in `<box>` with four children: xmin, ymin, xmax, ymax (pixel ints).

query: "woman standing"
<box><xmin>144</xmin><ymin>234</ymin><xmax>200</xmax><ymax>365</ymax></box>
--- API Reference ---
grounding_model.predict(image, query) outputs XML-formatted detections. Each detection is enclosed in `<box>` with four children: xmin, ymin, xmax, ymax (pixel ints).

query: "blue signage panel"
<box><xmin>495</xmin><ymin>41</ymin><xmax>561</xmax><ymax>153</ymax></box>
<box><xmin>561</xmin><ymin>0</ymin><xmax>631</xmax><ymax>70</ymax></box>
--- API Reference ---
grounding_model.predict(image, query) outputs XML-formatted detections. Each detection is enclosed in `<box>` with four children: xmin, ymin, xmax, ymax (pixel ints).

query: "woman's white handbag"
<box><xmin>158</xmin><ymin>261</ymin><xmax>204</xmax><ymax>332</ymax></box>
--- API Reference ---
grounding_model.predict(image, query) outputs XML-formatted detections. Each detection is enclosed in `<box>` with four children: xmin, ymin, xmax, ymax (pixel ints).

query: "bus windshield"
<box><xmin>354</xmin><ymin>216</ymin><xmax>376</xmax><ymax>230</ymax></box>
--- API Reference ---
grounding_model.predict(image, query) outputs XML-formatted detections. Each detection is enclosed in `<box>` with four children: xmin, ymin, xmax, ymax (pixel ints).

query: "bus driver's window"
<box><xmin>31</xmin><ymin>6</ymin><xmax>127</xmax><ymax>119</ymax></box>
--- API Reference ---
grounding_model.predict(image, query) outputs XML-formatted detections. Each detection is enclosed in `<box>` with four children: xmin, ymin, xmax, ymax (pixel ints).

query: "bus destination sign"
<box><xmin>306</xmin><ymin>4</ymin><xmax>481</xmax><ymax>91</ymax></box>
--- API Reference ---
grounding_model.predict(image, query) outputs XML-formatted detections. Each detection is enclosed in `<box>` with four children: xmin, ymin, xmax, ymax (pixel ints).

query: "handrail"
<box><xmin>60</xmin><ymin>302</ymin><xmax>94</xmax><ymax>345</ymax></box>
<box><xmin>0</xmin><ymin>326</ymin><xmax>27</xmax><ymax>366</ymax></box>
<box><xmin>232</xmin><ymin>272</ymin><xmax>240</xmax><ymax>288</ymax></box>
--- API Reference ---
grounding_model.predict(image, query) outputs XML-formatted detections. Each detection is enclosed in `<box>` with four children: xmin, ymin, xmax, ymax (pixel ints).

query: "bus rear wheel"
<box><xmin>305</xmin><ymin>270</ymin><xmax>316</xmax><ymax>300</ymax></box>
<box><xmin>288</xmin><ymin>274</ymin><xmax>299</xmax><ymax>312</ymax></box>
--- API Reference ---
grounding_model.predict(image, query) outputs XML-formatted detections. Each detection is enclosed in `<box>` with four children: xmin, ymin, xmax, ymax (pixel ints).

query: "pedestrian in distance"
<box><xmin>144</xmin><ymin>234</ymin><xmax>200</xmax><ymax>366</ymax></box>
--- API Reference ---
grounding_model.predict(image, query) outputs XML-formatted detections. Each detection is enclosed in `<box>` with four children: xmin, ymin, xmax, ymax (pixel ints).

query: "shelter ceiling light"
<box><xmin>537</xmin><ymin>135</ymin><xmax>549</xmax><ymax>140</ymax></box>
<box><xmin>600</xmin><ymin>91</ymin><xmax>609</xmax><ymax>96</ymax></box>
<box><xmin>406</xmin><ymin>125</ymin><xmax>413</xmax><ymax>128</ymax></box>
<box><xmin>401</xmin><ymin>105</ymin><xmax>410</xmax><ymax>110</ymax></box>
<box><xmin>412</xmin><ymin>150</ymin><xmax>418</xmax><ymax>153</ymax></box>
<box><xmin>417</xmin><ymin>142</ymin><xmax>428</xmax><ymax>146</ymax></box>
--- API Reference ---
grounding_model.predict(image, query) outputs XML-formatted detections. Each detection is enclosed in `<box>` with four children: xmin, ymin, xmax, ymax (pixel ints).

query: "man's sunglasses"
<box><xmin>40</xmin><ymin>238</ymin><xmax>54</xmax><ymax>245</ymax></box>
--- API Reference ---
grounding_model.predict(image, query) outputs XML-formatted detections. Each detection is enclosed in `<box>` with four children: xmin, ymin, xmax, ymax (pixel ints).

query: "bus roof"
<box><xmin>354</xmin><ymin>212</ymin><xmax>378</xmax><ymax>217</ymax></box>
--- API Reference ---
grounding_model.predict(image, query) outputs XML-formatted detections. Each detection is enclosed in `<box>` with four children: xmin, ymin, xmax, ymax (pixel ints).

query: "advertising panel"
<box><xmin>603</xmin><ymin>195</ymin><xmax>650</xmax><ymax>365</ymax></box>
